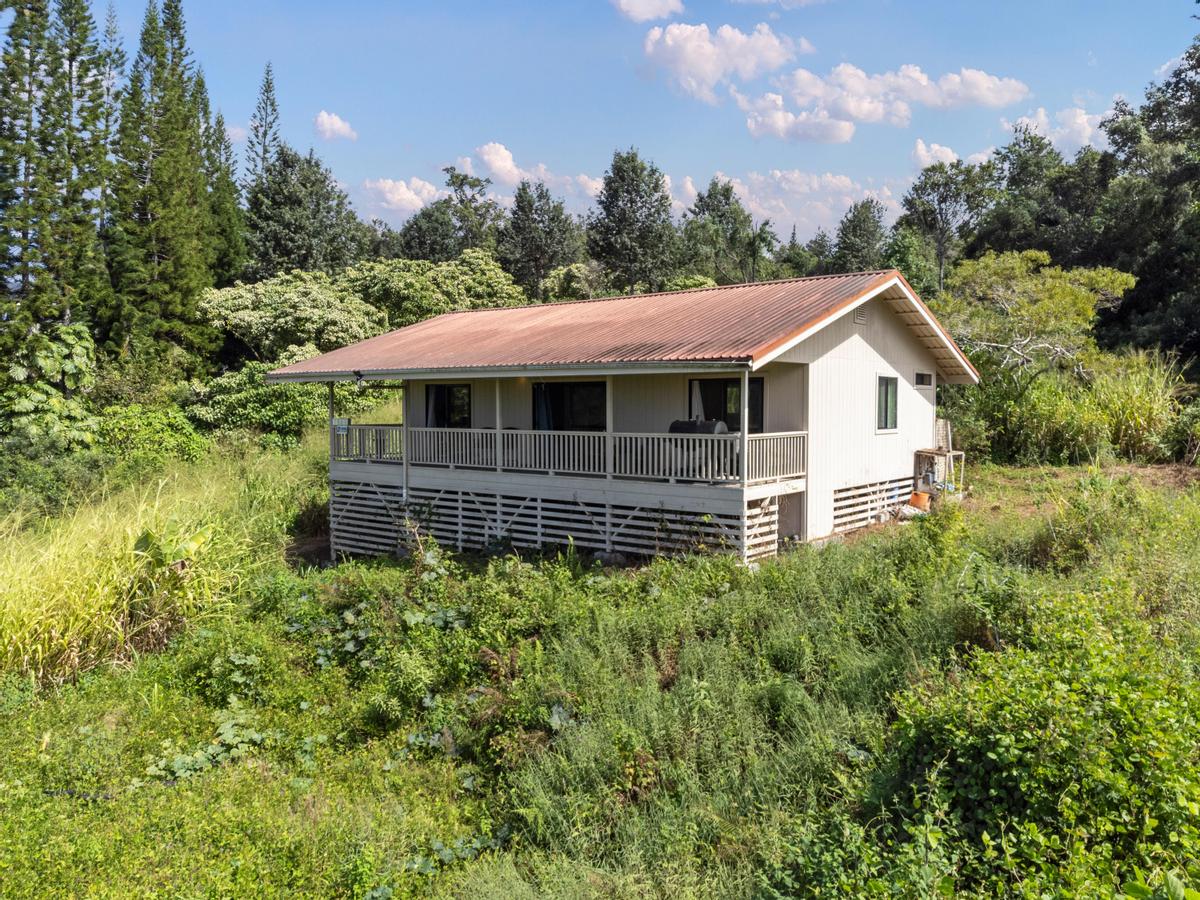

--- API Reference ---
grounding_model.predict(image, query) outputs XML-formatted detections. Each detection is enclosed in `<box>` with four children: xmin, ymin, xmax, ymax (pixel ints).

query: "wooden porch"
<box><xmin>331</xmin><ymin>423</ymin><xmax>808</xmax><ymax>486</ymax></box>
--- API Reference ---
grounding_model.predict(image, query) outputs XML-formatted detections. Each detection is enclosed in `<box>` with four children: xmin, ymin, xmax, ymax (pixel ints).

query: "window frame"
<box><xmin>915</xmin><ymin>371</ymin><xmax>934</xmax><ymax>389</ymax></box>
<box><xmin>424</xmin><ymin>383</ymin><xmax>472</xmax><ymax>429</ymax></box>
<box><xmin>687</xmin><ymin>377</ymin><xmax>765</xmax><ymax>434</ymax></box>
<box><xmin>531</xmin><ymin>380</ymin><xmax>607</xmax><ymax>432</ymax></box>
<box><xmin>876</xmin><ymin>375</ymin><xmax>899</xmax><ymax>433</ymax></box>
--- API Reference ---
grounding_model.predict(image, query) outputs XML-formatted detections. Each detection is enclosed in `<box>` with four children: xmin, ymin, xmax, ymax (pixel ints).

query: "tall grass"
<box><xmin>0</xmin><ymin>447</ymin><xmax>323</xmax><ymax>682</ymax></box>
<box><xmin>1092</xmin><ymin>350</ymin><xmax>1186</xmax><ymax>460</ymax></box>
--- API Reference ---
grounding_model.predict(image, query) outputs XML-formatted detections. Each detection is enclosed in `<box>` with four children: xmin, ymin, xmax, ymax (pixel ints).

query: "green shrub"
<box><xmin>1171</xmin><ymin>401</ymin><xmax>1200</xmax><ymax>465</ymax></box>
<box><xmin>176</xmin><ymin>620</ymin><xmax>288</xmax><ymax>706</ymax></box>
<box><xmin>1030</xmin><ymin>471</ymin><xmax>1143</xmax><ymax>572</ymax></box>
<box><xmin>186</xmin><ymin>348</ymin><xmax>377</xmax><ymax>446</ymax></box>
<box><xmin>888</xmin><ymin>592</ymin><xmax>1200</xmax><ymax>888</ymax></box>
<box><xmin>336</xmin><ymin>249</ymin><xmax>526</xmax><ymax>328</ymax></box>
<box><xmin>97</xmin><ymin>404</ymin><xmax>209</xmax><ymax>463</ymax></box>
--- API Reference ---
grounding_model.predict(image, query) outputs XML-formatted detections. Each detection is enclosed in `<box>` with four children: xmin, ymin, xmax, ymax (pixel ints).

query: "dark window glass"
<box><xmin>688</xmin><ymin>378</ymin><xmax>764</xmax><ymax>433</ymax></box>
<box><xmin>916</xmin><ymin>372</ymin><xmax>933</xmax><ymax>387</ymax></box>
<box><xmin>877</xmin><ymin>376</ymin><xmax>898</xmax><ymax>430</ymax></box>
<box><xmin>425</xmin><ymin>384</ymin><xmax>471</xmax><ymax>428</ymax></box>
<box><xmin>532</xmin><ymin>381</ymin><xmax>606</xmax><ymax>432</ymax></box>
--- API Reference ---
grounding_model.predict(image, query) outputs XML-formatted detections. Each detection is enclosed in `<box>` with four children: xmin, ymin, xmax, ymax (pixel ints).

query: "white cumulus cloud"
<box><xmin>779</xmin><ymin>62</ymin><xmax>1028</xmax><ymax>127</ymax></box>
<box><xmin>314</xmin><ymin>110</ymin><xmax>358</xmax><ymax>141</ymax></box>
<box><xmin>732</xmin><ymin>88</ymin><xmax>855</xmax><ymax>142</ymax></box>
<box><xmin>644</xmin><ymin>22</ymin><xmax>804</xmax><ymax>103</ymax></box>
<box><xmin>576</xmin><ymin>174</ymin><xmax>604</xmax><ymax>197</ymax></box>
<box><xmin>362</xmin><ymin>177</ymin><xmax>441</xmax><ymax>216</ymax></box>
<box><xmin>224</xmin><ymin>123</ymin><xmax>247</xmax><ymax>143</ymax></box>
<box><xmin>469</xmin><ymin>141</ymin><xmax>604</xmax><ymax>203</ymax></box>
<box><xmin>729</xmin><ymin>60</ymin><xmax>1027</xmax><ymax>144</ymax></box>
<box><xmin>912</xmin><ymin>138</ymin><xmax>958</xmax><ymax>168</ymax></box>
<box><xmin>611</xmin><ymin>0</ymin><xmax>683</xmax><ymax>22</ymax></box>
<box><xmin>1002</xmin><ymin>105</ymin><xmax>1109</xmax><ymax>154</ymax></box>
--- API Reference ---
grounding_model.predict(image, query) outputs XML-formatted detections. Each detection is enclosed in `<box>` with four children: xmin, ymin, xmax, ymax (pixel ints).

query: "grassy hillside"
<box><xmin>1</xmin><ymin>447</ymin><xmax>1198</xmax><ymax>897</ymax></box>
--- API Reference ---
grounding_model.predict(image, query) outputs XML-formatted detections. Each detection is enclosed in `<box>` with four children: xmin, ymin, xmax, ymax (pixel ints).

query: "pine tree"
<box><xmin>497</xmin><ymin>180</ymin><xmax>582</xmax><ymax>300</ymax></box>
<box><xmin>207</xmin><ymin>110</ymin><xmax>247</xmax><ymax>286</ymax></box>
<box><xmin>832</xmin><ymin>198</ymin><xmax>887</xmax><ymax>273</ymax></box>
<box><xmin>42</xmin><ymin>0</ymin><xmax>112</xmax><ymax>326</ymax></box>
<box><xmin>586</xmin><ymin>148</ymin><xmax>677</xmax><ymax>293</ymax></box>
<box><xmin>0</xmin><ymin>0</ymin><xmax>52</xmax><ymax>307</ymax></box>
<box><xmin>244</xmin><ymin>144</ymin><xmax>365</xmax><ymax>280</ymax></box>
<box><xmin>96</xmin><ymin>2</ymin><xmax>125</xmax><ymax>236</ymax></box>
<box><xmin>106</xmin><ymin>0</ymin><xmax>215</xmax><ymax>361</ymax></box>
<box><xmin>805</xmin><ymin>228</ymin><xmax>834</xmax><ymax>274</ymax></box>
<box><xmin>245</xmin><ymin>61</ymin><xmax>279</xmax><ymax>186</ymax></box>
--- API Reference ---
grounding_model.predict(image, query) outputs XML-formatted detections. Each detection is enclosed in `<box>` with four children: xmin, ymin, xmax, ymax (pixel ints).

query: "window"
<box><xmin>425</xmin><ymin>384</ymin><xmax>471</xmax><ymax>428</ymax></box>
<box><xmin>532</xmin><ymin>381</ymin><xmax>606</xmax><ymax>431</ymax></box>
<box><xmin>877</xmin><ymin>376</ymin><xmax>898</xmax><ymax>431</ymax></box>
<box><xmin>916</xmin><ymin>372</ymin><xmax>934</xmax><ymax>387</ymax></box>
<box><xmin>688</xmin><ymin>378</ymin><xmax>764</xmax><ymax>434</ymax></box>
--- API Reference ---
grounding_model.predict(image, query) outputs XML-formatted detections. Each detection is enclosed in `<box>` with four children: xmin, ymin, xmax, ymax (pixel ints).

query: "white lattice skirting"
<box><xmin>831</xmin><ymin>475</ymin><xmax>914</xmax><ymax>533</ymax></box>
<box><xmin>330</xmin><ymin>479</ymin><xmax>781</xmax><ymax>561</ymax></box>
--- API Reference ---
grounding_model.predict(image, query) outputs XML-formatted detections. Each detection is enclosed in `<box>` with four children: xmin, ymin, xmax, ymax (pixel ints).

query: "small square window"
<box><xmin>425</xmin><ymin>384</ymin><xmax>471</xmax><ymax>428</ymax></box>
<box><xmin>877</xmin><ymin>376</ymin><xmax>898</xmax><ymax>431</ymax></box>
<box><xmin>916</xmin><ymin>372</ymin><xmax>933</xmax><ymax>387</ymax></box>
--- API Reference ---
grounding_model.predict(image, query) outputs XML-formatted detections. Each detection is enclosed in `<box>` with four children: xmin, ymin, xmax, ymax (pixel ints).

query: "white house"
<box><xmin>267</xmin><ymin>270</ymin><xmax>979</xmax><ymax>561</ymax></box>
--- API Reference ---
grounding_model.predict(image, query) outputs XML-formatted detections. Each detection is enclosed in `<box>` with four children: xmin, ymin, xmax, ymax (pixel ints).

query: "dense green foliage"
<box><xmin>587</xmin><ymin>148</ymin><xmax>677</xmax><ymax>292</ymax></box>
<box><xmin>338</xmin><ymin>249</ymin><xmax>526</xmax><ymax>328</ymax></box>
<box><xmin>199</xmin><ymin>271</ymin><xmax>388</xmax><ymax>362</ymax></box>
<box><xmin>2</xmin><ymin>447</ymin><xmax>1200</xmax><ymax>896</ymax></box>
<box><xmin>931</xmin><ymin>251</ymin><xmax>1197</xmax><ymax>464</ymax></box>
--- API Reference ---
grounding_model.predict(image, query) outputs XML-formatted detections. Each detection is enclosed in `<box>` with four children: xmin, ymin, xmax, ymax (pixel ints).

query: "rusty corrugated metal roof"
<box><xmin>267</xmin><ymin>270</ymin><xmax>979</xmax><ymax>383</ymax></box>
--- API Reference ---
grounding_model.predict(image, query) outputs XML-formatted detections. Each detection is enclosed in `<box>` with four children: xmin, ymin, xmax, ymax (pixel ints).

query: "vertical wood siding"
<box><xmin>779</xmin><ymin>296</ymin><xmax>938</xmax><ymax>539</ymax></box>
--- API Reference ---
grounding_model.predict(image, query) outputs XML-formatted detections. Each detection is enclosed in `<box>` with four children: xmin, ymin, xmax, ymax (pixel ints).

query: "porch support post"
<box><xmin>605</xmin><ymin>373</ymin><xmax>614</xmax><ymax>552</ymax></box>
<box><xmin>328</xmin><ymin>382</ymin><xmax>336</xmax><ymax>565</ymax></box>
<box><xmin>401</xmin><ymin>380</ymin><xmax>410</xmax><ymax>502</ymax></box>
<box><xmin>739</xmin><ymin>368</ymin><xmax>749</xmax><ymax>486</ymax></box>
<box><xmin>327</xmin><ymin>382</ymin><xmax>335</xmax><ymax>462</ymax></box>
<box><xmin>605</xmin><ymin>374</ymin><xmax>613</xmax><ymax>479</ymax></box>
<box><xmin>495</xmin><ymin>378</ymin><xmax>503</xmax><ymax>471</ymax></box>
<box><xmin>740</xmin><ymin>368</ymin><xmax>750</xmax><ymax>563</ymax></box>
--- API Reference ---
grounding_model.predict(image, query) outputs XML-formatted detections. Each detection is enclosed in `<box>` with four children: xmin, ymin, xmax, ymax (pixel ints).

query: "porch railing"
<box><xmin>333</xmin><ymin>424</ymin><xmax>807</xmax><ymax>484</ymax></box>
<box><xmin>746</xmin><ymin>432</ymin><xmax>808</xmax><ymax>483</ymax></box>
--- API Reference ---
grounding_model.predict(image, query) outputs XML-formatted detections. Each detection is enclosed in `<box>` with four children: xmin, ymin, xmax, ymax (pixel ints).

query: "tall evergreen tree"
<box><xmin>41</xmin><ymin>0</ymin><xmax>112</xmax><ymax>326</ymax></box>
<box><xmin>805</xmin><ymin>228</ymin><xmax>834</xmax><ymax>274</ymax></box>
<box><xmin>832</xmin><ymin>198</ymin><xmax>887</xmax><ymax>272</ymax></box>
<box><xmin>682</xmin><ymin>177</ymin><xmax>755</xmax><ymax>284</ymax></box>
<box><xmin>106</xmin><ymin>0</ymin><xmax>215</xmax><ymax>359</ymax></box>
<box><xmin>587</xmin><ymin>147</ymin><xmax>676</xmax><ymax>293</ymax></box>
<box><xmin>206</xmin><ymin>110</ymin><xmax>247</xmax><ymax>286</ymax></box>
<box><xmin>774</xmin><ymin>225</ymin><xmax>817</xmax><ymax>278</ymax></box>
<box><xmin>496</xmin><ymin>180</ymin><xmax>582</xmax><ymax>300</ymax></box>
<box><xmin>243</xmin><ymin>144</ymin><xmax>364</xmax><ymax>280</ymax></box>
<box><xmin>398</xmin><ymin>199</ymin><xmax>461</xmax><ymax>262</ymax></box>
<box><xmin>96</xmin><ymin>2</ymin><xmax>125</xmax><ymax>236</ymax></box>
<box><xmin>245</xmin><ymin>61</ymin><xmax>279</xmax><ymax>186</ymax></box>
<box><xmin>0</xmin><ymin>0</ymin><xmax>53</xmax><ymax>307</ymax></box>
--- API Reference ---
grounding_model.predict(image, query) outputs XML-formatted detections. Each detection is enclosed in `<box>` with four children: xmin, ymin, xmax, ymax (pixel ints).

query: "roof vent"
<box><xmin>853</xmin><ymin>307</ymin><xmax>868</xmax><ymax>326</ymax></box>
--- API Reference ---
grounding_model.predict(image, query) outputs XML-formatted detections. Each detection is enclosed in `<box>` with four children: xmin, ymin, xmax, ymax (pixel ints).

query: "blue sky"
<box><xmin>103</xmin><ymin>0</ymin><xmax>1191</xmax><ymax>237</ymax></box>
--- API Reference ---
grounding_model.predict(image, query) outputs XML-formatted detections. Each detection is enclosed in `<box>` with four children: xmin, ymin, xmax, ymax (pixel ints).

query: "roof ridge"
<box><xmin>436</xmin><ymin>269</ymin><xmax>899</xmax><ymax>317</ymax></box>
